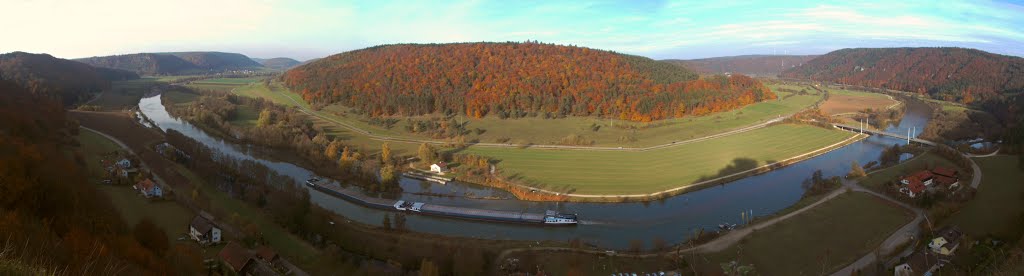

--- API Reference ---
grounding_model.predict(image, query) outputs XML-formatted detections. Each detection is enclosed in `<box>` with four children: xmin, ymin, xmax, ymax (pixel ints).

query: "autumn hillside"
<box><xmin>283</xmin><ymin>42</ymin><xmax>776</xmax><ymax>122</ymax></box>
<box><xmin>780</xmin><ymin>47</ymin><xmax>1024</xmax><ymax>103</ymax></box>
<box><xmin>0</xmin><ymin>52</ymin><xmax>139</xmax><ymax>106</ymax></box>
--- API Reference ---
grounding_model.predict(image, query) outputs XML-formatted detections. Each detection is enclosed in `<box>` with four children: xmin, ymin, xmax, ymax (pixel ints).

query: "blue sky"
<box><xmin>3</xmin><ymin>0</ymin><xmax>1023</xmax><ymax>60</ymax></box>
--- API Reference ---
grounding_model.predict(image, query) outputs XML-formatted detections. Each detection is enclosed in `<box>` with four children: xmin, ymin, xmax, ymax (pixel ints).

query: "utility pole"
<box><xmin>907</xmin><ymin>128</ymin><xmax>911</xmax><ymax>144</ymax></box>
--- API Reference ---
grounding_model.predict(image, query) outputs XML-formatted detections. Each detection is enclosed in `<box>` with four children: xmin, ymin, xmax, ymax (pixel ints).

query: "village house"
<box><xmin>430</xmin><ymin>162</ymin><xmax>448</xmax><ymax>174</ymax></box>
<box><xmin>189</xmin><ymin>215</ymin><xmax>222</xmax><ymax>245</ymax></box>
<box><xmin>218</xmin><ymin>242</ymin><xmax>281</xmax><ymax>276</ymax></box>
<box><xmin>134</xmin><ymin>178</ymin><xmax>162</xmax><ymax>198</ymax></box>
<box><xmin>932</xmin><ymin>167</ymin><xmax>960</xmax><ymax>189</ymax></box>
<box><xmin>116</xmin><ymin>158</ymin><xmax>132</xmax><ymax>169</ymax></box>
<box><xmin>929</xmin><ymin>226</ymin><xmax>963</xmax><ymax>256</ymax></box>
<box><xmin>899</xmin><ymin>177</ymin><xmax>927</xmax><ymax>198</ymax></box>
<box><xmin>895</xmin><ymin>250</ymin><xmax>941</xmax><ymax>276</ymax></box>
<box><xmin>898</xmin><ymin>167</ymin><xmax>960</xmax><ymax>198</ymax></box>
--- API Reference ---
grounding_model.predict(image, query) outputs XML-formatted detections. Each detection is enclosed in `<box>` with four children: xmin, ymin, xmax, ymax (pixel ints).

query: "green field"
<box><xmin>946</xmin><ymin>156</ymin><xmax>1024</xmax><ymax>239</ymax></box>
<box><xmin>463</xmin><ymin>124</ymin><xmax>855</xmax><ymax>195</ymax></box>
<box><xmin>228</xmin><ymin>82</ymin><xmax>822</xmax><ymax>148</ymax></box>
<box><xmin>188</xmin><ymin>77</ymin><xmax>263</xmax><ymax>91</ymax></box>
<box><xmin>705</xmin><ymin>192</ymin><xmax>912</xmax><ymax>275</ymax></box>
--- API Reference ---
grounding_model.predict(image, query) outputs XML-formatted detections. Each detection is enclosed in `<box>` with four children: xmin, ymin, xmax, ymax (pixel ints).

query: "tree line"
<box><xmin>0</xmin><ymin>80</ymin><xmax>201</xmax><ymax>274</ymax></box>
<box><xmin>283</xmin><ymin>42</ymin><xmax>776</xmax><ymax>122</ymax></box>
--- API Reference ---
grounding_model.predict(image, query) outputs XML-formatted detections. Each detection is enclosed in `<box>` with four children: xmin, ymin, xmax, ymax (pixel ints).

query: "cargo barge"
<box><xmin>306</xmin><ymin>178</ymin><xmax>576</xmax><ymax>225</ymax></box>
<box><xmin>402</xmin><ymin>170</ymin><xmax>452</xmax><ymax>184</ymax></box>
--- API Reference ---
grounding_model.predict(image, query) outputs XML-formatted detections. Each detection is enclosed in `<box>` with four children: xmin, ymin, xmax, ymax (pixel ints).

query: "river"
<box><xmin>139</xmin><ymin>95</ymin><xmax>931</xmax><ymax>249</ymax></box>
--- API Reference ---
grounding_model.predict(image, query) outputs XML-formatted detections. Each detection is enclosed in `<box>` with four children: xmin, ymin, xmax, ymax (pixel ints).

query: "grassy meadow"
<box><xmin>463</xmin><ymin>124</ymin><xmax>855</xmax><ymax>195</ymax></box>
<box><xmin>187</xmin><ymin>77</ymin><xmax>264</xmax><ymax>92</ymax></box>
<box><xmin>703</xmin><ymin>192</ymin><xmax>913</xmax><ymax>275</ymax></box>
<box><xmin>946</xmin><ymin>156</ymin><xmax>1024</xmax><ymax>239</ymax></box>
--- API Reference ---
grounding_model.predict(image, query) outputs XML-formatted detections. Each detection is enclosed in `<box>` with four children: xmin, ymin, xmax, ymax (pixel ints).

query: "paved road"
<box><xmin>833</xmin><ymin>150</ymin><xmax>985</xmax><ymax>275</ymax></box>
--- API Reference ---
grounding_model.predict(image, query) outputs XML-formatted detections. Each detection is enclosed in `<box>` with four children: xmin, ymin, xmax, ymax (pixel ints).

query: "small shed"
<box><xmin>430</xmin><ymin>162</ymin><xmax>448</xmax><ymax>174</ymax></box>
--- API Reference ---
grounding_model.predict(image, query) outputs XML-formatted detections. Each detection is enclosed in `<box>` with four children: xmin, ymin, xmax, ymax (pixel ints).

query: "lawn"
<box><xmin>188</xmin><ymin>77</ymin><xmax>264</xmax><ymax>92</ymax></box>
<box><xmin>228</xmin><ymin>82</ymin><xmax>823</xmax><ymax>148</ymax></box>
<box><xmin>463</xmin><ymin>124</ymin><xmax>856</xmax><ymax>195</ymax></box>
<box><xmin>820</xmin><ymin>88</ymin><xmax>899</xmax><ymax>115</ymax></box>
<box><xmin>704</xmin><ymin>192</ymin><xmax>913</xmax><ymax>275</ymax></box>
<box><xmin>858</xmin><ymin>152</ymin><xmax>963</xmax><ymax>191</ymax></box>
<box><xmin>78</xmin><ymin>130</ymin><xmax>124</xmax><ymax>177</ymax></box>
<box><xmin>946</xmin><ymin>156</ymin><xmax>1024</xmax><ymax>239</ymax></box>
<box><xmin>162</xmin><ymin>89</ymin><xmax>200</xmax><ymax>106</ymax></box>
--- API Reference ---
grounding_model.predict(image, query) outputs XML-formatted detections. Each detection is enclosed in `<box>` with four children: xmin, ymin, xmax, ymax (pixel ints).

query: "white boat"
<box><xmin>393</xmin><ymin>201</ymin><xmax>425</xmax><ymax>212</ymax></box>
<box><xmin>305</xmin><ymin>177</ymin><xmax>321</xmax><ymax>187</ymax></box>
<box><xmin>543</xmin><ymin>210</ymin><xmax>578</xmax><ymax>225</ymax></box>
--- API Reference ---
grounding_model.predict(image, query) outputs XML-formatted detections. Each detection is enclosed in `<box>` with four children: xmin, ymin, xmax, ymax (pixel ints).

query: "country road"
<box><xmin>832</xmin><ymin>150</ymin><xmax>984</xmax><ymax>275</ymax></box>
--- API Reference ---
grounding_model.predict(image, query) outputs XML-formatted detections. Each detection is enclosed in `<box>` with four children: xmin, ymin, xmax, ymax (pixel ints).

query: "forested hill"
<box><xmin>253</xmin><ymin>57</ymin><xmax>301</xmax><ymax>70</ymax></box>
<box><xmin>0</xmin><ymin>52</ymin><xmax>139</xmax><ymax>106</ymax></box>
<box><xmin>667</xmin><ymin>55</ymin><xmax>817</xmax><ymax>77</ymax></box>
<box><xmin>76</xmin><ymin>51</ymin><xmax>264</xmax><ymax>75</ymax></box>
<box><xmin>780</xmin><ymin>47</ymin><xmax>1024</xmax><ymax>103</ymax></box>
<box><xmin>284</xmin><ymin>42</ymin><xmax>775</xmax><ymax>122</ymax></box>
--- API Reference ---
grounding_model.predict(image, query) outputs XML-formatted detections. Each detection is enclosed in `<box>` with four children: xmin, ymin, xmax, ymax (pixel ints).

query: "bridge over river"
<box><xmin>832</xmin><ymin>123</ymin><xmax>936</xmax><ymax>146</ymax></box>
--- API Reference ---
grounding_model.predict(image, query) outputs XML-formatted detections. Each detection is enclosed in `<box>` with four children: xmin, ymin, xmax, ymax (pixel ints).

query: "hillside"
<box><xmin>254</xmin><ymin>57</ymin><xmax>301</xmax><ymax>70</ymax></box>
<box><xmin>668</xmin><ymin>55</ymin><xmax>817</xmax><ymax>77</ymax></box>
<box><xmin>0</xmin><ymin>52</ymin><xmax>139</xmax><ymax>105</ymax></box>
<box><xmin>780</xmin><ymin>47</ymin><xmax>1024</xmax><ymax>103</ymax></box>
<box><xmin>77</xmin><ymin>51</ymin><xmax>264</xmax><ymax>75</ymax></box>
<box><xmin>284</xmin><ymin>42</ymin><xmax>775</xmax><ymax>122</ymax></box>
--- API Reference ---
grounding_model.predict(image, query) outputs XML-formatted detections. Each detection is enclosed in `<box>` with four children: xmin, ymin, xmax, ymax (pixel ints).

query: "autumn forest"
<box><xmin>284</xmin><ymin>42</ymin><xmax>777</xmax><ymax>122</ymax></box>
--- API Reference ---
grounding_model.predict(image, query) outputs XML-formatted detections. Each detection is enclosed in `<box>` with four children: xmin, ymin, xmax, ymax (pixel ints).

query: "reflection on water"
<box><xmin>140</xmin><ymin>95</ymin><xmax>932</xmax><ymax>249</ymax></box>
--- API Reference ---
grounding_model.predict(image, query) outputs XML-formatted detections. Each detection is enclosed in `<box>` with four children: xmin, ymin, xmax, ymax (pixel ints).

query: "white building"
<box><xmin>189</xmin><ymin>215</ymin><xmax>222</xmax><ymax>245</ymax></box>
<box><xmin>430</xmin><ymin>162</ymin><xmax>448</xmax><ymax>174</ymax></box>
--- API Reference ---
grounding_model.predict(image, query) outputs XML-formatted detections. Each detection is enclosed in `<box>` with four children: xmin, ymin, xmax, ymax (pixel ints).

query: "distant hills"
<box><xmin>781</xmin><ymin>47</ymin><xmax>1024</xmax><ymax>103</ymax></box>
<box><xmin>252</xmin><ymin>57</ymin><xmax>301</xmax><ymax>70</ymax></box>
<box><xmin>284</xmin><ymin>42</ymin><xmax>776</xmax><ymax>122</ymax></box>
<box><xmin>76</xmin><ymin>51</ymin><xmax>264</xmax><ymax>75</ymax></box>
<box><xmin>666</xmin><ymin>55</ymin><xmax>817</xmax><ymax>77</ymax></box>
<box><xmin>0</xmin><ymin>52</ymin><xmax>139</xmax><ymax>105</ymax></box>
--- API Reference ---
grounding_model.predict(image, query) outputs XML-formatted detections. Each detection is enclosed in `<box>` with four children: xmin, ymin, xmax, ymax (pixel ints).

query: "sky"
<box><xmin>3</xmin><ymin>0</ymin><xmax>1023</xmax><ymax>61</ymax></box>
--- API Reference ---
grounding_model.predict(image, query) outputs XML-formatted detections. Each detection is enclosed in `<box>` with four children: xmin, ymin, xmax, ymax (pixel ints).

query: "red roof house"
<box><xmin>905</xmin><ymin>178</ymin><xmax>926</xmax><ymax>198</ymax></box>
<box><xmin>932</xmin><ymin>167</ymin><xmax>958</xmax><ymax>178</ymax></box>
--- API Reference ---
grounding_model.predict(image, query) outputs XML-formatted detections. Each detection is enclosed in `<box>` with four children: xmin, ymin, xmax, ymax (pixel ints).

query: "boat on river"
<box><xmin>307</xmin><ymin>176</ymin><xmax>577</xmax><ymax>226</ymax></box>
